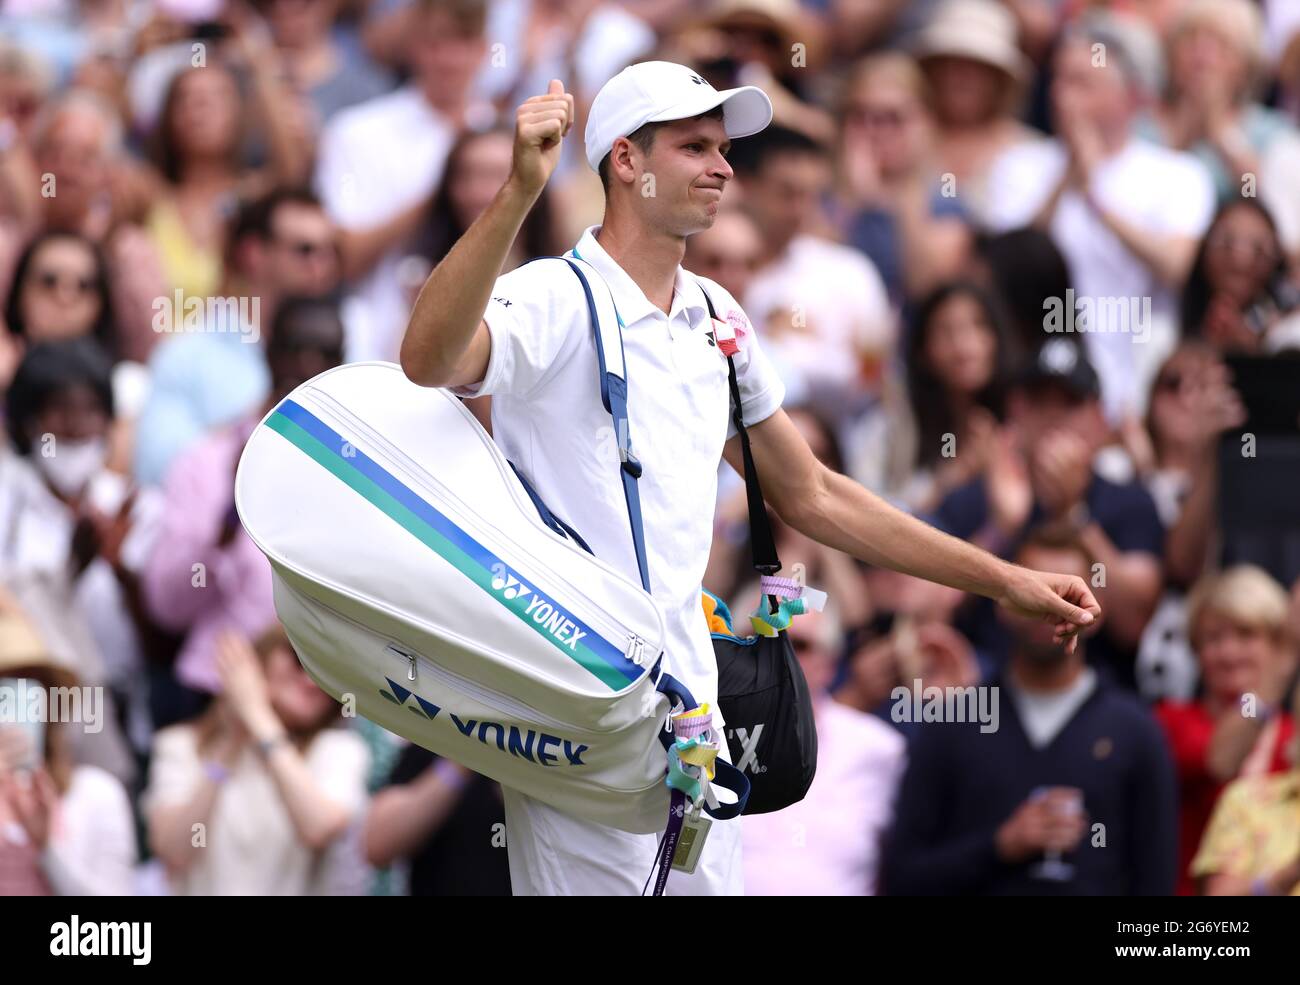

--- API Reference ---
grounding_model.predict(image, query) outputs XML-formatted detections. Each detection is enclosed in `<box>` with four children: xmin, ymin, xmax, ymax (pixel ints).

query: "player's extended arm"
<box><xmin>723</xmin><ymin>408</ymin><xmax>1100</xmax><ymax>649</ymax></box>
<box><xmin>399</xmin><ymin>80</ymin><xmax>575</xmax><ymax>389</ymax></box>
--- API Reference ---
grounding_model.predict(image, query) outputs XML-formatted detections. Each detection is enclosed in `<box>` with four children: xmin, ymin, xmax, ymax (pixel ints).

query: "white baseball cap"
<box><xmin>583</xmin><ymin>61</ymin><xmax>773</xmax><ymax>173</ymax></box>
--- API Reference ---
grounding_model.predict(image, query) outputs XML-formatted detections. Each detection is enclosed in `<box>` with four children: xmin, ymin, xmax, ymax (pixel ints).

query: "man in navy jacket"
<box><xmin>882</xmin><ymin>527</ymin><xmax>1177</xmax><ymax>895</ymax></box>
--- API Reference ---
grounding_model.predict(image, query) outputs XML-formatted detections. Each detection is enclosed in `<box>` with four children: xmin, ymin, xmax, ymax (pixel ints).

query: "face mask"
<box><xmin>33</xmin><ymin>436</ymin><xmax>107</xmax><ymax>496</ymax></box>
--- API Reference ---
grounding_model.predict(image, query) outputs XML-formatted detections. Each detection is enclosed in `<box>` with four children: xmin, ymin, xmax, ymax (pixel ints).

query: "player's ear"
<box><xmin>609</xmin><ymin>137</ymin><xmax>637</xmax><ymax>187</ymax></box>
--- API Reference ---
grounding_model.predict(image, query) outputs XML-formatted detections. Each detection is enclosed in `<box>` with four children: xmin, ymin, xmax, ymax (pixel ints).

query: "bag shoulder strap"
<box><xmin>696</xmin><ymin>281</ymin><xmax>782</xmax><ymax>578</ymax></box>
<box><xmin>530</xmin><ymin>255</ymin><xmax>782</xmax><ymax>595</ymax></box>
<box><xmin>541</xmin><ymin>253</ymin><xmax>653</xmax><ymax>593</ymax></box>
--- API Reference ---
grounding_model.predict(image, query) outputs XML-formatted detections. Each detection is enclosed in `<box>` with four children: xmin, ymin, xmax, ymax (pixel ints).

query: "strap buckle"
<box><xmin>621</xmin><ymin>452</ymin><xmax>643</xmax><ymax>479</ymax></box>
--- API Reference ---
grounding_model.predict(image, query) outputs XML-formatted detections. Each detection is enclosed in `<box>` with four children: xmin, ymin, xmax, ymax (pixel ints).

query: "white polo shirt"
<box><xmin>451</xmin><ymin>225</ymin><xmax>786</xmax><ymax>726</ymax></box>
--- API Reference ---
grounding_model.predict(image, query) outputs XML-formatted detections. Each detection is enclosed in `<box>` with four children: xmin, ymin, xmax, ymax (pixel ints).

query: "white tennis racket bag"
<box><xmin>236</xmin><ymin>362</ymin><xmax>683</xmax><ymax>833</ymax></box>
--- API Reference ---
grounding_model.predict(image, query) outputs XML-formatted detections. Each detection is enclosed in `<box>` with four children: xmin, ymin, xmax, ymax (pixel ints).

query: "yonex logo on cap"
<box><xmin>689</xmin><ymin>74</ymin><xmax>707</xmax><ymax>86</ymax></box>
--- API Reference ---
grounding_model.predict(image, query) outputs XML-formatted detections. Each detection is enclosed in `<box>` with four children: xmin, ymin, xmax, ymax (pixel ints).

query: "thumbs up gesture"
<box><xmin>511</xmin><ymin>79</ymin><xmax>575</xmax><ymax>196</ymax></box>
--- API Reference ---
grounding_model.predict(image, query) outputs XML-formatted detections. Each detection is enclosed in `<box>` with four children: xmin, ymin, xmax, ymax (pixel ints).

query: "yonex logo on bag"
<box><xmin>490</xmin><ymin>564</ymin><xmax>531</xmax><ymax>601</ymax></box>
<box><xmin>727</xmin><ymin>724</ymin><xmax>766</xmax><ymax>774</ymax></box>
<box><xmin>522</xmin><ymin>595</ymin><xmax>588</xmax><ymax>650</ymax></box>
<box><xmin>490</xmin><ymin>563</ymin><xmax>589</xmax><ymax>649</ymax></box>
<box><xmin>380</xmin><ymin>677</ymin><xmax>589</xmax><ymax>767</ymax></box>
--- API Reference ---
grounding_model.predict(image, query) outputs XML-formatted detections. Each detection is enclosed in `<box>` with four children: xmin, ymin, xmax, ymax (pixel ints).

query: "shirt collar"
<box><xmin>570</xmin><ymin>225</ymin><xmax>709</xmax><ymax>329</ymax></box>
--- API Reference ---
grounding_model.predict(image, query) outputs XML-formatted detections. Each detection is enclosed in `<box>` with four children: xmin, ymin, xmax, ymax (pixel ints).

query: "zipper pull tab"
<box><xmin>626</xmin><ymin>634</ymin><xmax>645</xmax><ymax>667</ymax></box>
<box><xmin>407</xmin><ymin>652</ymin><xmax>417</xmax><ymax>682</ymax></box>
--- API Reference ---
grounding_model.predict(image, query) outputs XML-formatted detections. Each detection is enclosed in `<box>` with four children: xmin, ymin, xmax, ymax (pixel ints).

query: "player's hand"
<box><xmin>996</xmin><ymin>566</ymin><xmax>1100</xmax><ymax>655</ymax></box>
<box><xmin>511</xmin><ymin>79</ymin><xmax>574</xmax><ymax>196</ymax></box>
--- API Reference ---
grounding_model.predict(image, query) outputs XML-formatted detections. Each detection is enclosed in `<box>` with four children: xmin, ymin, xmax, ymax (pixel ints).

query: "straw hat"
<box><xmin>0</xmin><ymin>589</ymin><xmax>78</xmax><ymax>691</ymax></box>
<box><xmin>911</xmin><ymin>0</ymin><xmax>1032</xmax><ymax>83</ymax></box>
<box><xmin>699</xmin><ymin>0</ymin><xmax>805</xmax><ymax>53</ymax></box>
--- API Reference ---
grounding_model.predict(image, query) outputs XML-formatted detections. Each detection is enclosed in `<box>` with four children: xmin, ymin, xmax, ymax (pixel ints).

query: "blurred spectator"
<box><xmin>315</xmin><ymin>0</ymin><xmax>489</xmax><ymax>363</ymax></box>
<box><xmin>0</xmin><ymin>228</ymin><xmax>160</xmax><ymax>445</ymax></box>
<box><xmin>911</xmin><ymin>0</ymin><xmax>1041</xmax><ymax>228</ymax></box>
<box><xmin>1155</xmin><ymin>565</ymin><xmax>1297</xmax><ymax>895</ymax></box>
<box><xmin>4</xmin><ymin>229</ymin><xmax>113</xmax><ymax>347</ymax></box>
<box><xmin>851</xmin><ymin>280</ymin><xmax>1010</xmax><ymax>511</ymax></box>
<box><xmin>831</xmin><ymin>53</ymin><xmax>971</xmax><ymax>305</ymax></box>
<box><xmin>31</xmin><ymin>88</ymin><xmax>139</xmax><ymax>243</ymax></box>
<box><xmin>0</xmin><ymin>38</ymin><xmax>54</xmax><ymax>150</ymax></box>
<box><xmin>1138</xmin><ymin>0</ymin><xmax>1292</xmax><ymax>203</ymax></box>
<box><xmin>2</xmin><ymin>230</ymin><xmax>118</xmax><ymax>402</ymax></box>
<box><xmin>143</xmin><ymin>52</ymin><xmax>309</xmax><ymax>303</ymax></box>
<box><xmin>0</xmin><ymin>0</ymin><xmax>138</xmax><ymax>86</ymax></box>
<box><xmin>403</xmin><ymin>126</ymin><xmax>561</xmax><ymax>432</ymax></box>
<box><xmin>260</xmin><ymin>0</ymin><xmax>394</xmax><ymax>126</ymax></box>
<box><xmin>1135</xmin><ymin>343</ymin><xmax>1246</xmax><ymax>702</ymax></box>
<box><xmin>0</xmin><ymin>593</ymin><xmax>135</xmax><ymax>895</ymax></box>
<box><xmin>834</xmin><ymin>605</ymin><xmax>979</xmax><ymax>733</ymax></box>
<box><xmin>930</xmin><ymin>337</ymin><xmax>1163</xmax><ymax>687</ymax></box>
<box><xmin>1194</xmin><ymin>681</ymin><xmax>1300</xmax><ymax>896</ymax></box>
<box><xmin>475</xmin><ymin>0</ymin><xmax>654</xmax><ymax>137</ymax></box>
<box><xmin>985</xmin><ymin>15</ymin><xmax>1216</xmax><ymax>426</ymax></box>
<box><xmin>141</xmin><ymin>296</ymin><xmax>342</xmax><ymax>702</ymax></box>
<box><xmin>406</xmin><ymin>126</ymin><xmax>563</xmax><ymax>295</ymax></box>
<box><xmin>968</xmin><ymin>226</ymin><xmax>1069</xmax><ymax>365</ymax></box>
<box><xmin>132</xmin><ymin>186</ymin><xmax>338</xmax><ymax>486</ymax></box>
<box><xmin>20</xmin><ymin>89</ymin><xmax>169</xmax><ymax>362</ymax></box>
<box><xmin>1181</xmin><ymin>197</ymin><xmax>1300</xmax><ymax>354</ymax></box>
<box><xmin>2</xmin><ymin>337</ymin><xmax>158</xmax><ymax>779</ymax></box>
<box><xmin>738</xmin><ymin>125</ymin><xmax>893</xmax><ymax>433</ymax></box>
<box><xmin>670</xmin><ymin>0</ymin><xmax>833</xmax><ymax>143</ymax></box>
<box><xmin>882</xmin><ymin>528</ymin><xmax>1178</xmax><ymax>895</ymax></box>
<box><xmin>742</xmin><ymin>602</ymin><xmax>906</xmax><ymax>895</ymax></box>
<box><xmin>143</xmin><ymin>623</ymin><xmax>369</xmax><ymax>895</ymax></box>
<box><xmin>684</xmin><ymin>207</ymin><xmax>763</xmax><ymax>306</ymax></box>
<box><xmin>364</xmin><ymin>743</ymin><xmax>511</xmax><ymax>895</ymax></box>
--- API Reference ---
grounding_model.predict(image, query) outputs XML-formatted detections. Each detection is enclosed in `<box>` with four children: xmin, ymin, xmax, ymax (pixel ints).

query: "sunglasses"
<box><xmin>31</xmin><ymin>269</ymin><xmax>96</xmax><ymax>295</ymax></box>
<box><xmin>273</xmin><ymin>237</ymin><xmax>335</xmax><ymax>260</ymax></box>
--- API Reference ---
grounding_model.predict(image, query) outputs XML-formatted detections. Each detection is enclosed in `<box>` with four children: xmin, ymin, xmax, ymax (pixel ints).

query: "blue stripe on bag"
<box><xmin>272</xmin><ymin>398</ymin><xmax>645</xmax><ymax>688</ymax></box>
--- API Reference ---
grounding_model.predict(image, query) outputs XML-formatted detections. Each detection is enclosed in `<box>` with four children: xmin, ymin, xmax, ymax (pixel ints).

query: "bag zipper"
<box><xmin>298</xmin><ymin>386</ymin><xmax>663</xmax><ymax>661</ymax></box>
<box><xmin>282</xmin><ymin>578</ymin><xmax>640</xmax><ymax>734</ymax></box>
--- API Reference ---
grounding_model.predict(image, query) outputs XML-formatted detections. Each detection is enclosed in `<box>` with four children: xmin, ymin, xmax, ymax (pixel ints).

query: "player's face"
<box><xmin>638</xmin><ymin>116</ymin><xmax>733</xmax><ymax>237</ymax></box>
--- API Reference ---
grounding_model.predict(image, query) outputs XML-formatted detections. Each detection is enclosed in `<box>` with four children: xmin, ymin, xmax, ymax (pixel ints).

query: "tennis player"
<box><xmin>400</xmin><ymin>62</ymin><xmax>1101</xmax><ymax>895</ymax></box>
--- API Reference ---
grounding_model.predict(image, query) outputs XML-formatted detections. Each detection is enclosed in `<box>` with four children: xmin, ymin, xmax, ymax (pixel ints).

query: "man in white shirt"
<box><xmin>315</xmin><ymin>0</ymin><xmax>492</xmax><ymax>364</ymax></box>
<box><xmin>400</xmin><ymin>61</ymin><xmax>1102</xmax><ymax>896</ymax></box>
<box><xmin>984</xmin><ymin>19</ymin><xmax>1216</xmax><ymax>425</ymax></box>
<box><xmin>739</xmin><ymin>126</ymin><xmax>894</xmax><ymax>420</ymax></box>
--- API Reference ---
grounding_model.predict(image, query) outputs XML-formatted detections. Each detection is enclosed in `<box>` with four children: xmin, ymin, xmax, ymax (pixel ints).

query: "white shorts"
<box><xmin>502</xmin><ymin>739</ymin><xmax>746</xmax><ymax>896</ymax></box>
